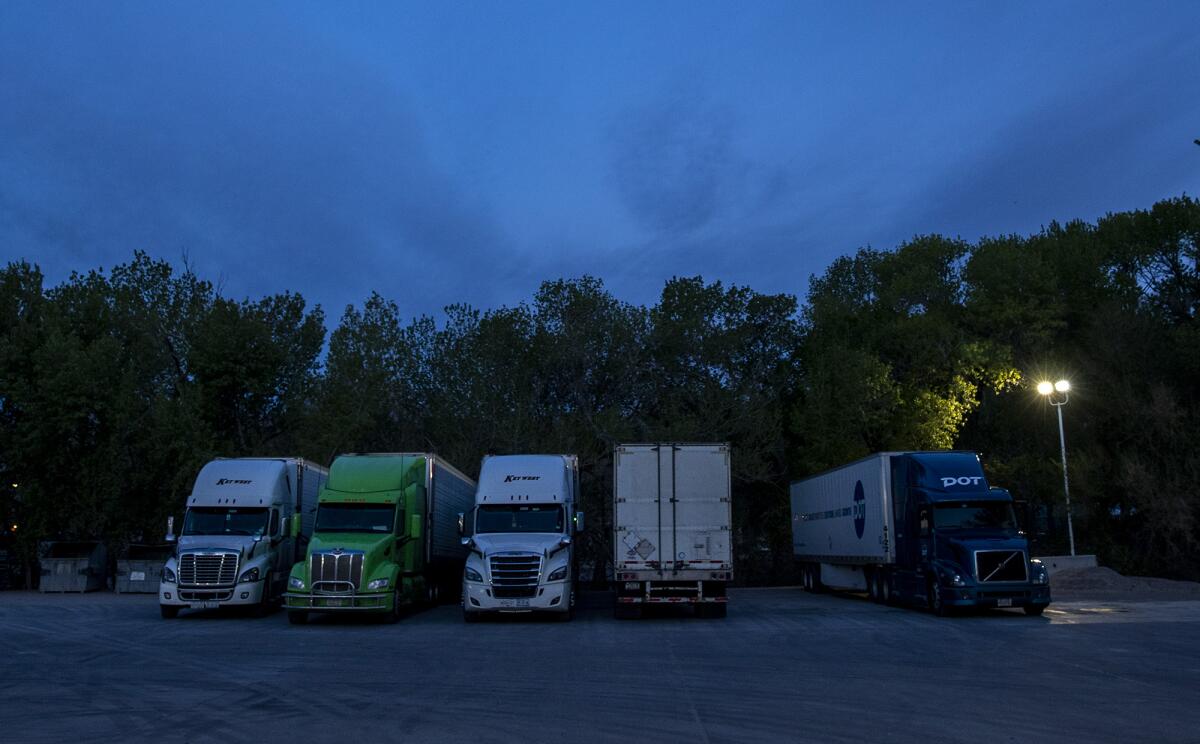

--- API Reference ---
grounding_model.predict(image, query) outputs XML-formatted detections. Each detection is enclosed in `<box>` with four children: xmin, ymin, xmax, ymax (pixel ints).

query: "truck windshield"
<box><xmin>476</xmin><ymin>504</ymin><xmax>563</xmax><ymax>534</ymax></box>
<box><xmin>934</xmin><ymin>502</ymin><xmax>1018</xmax><ymax>531</ymax></box>
<box><xmin>183</xmin><ymin>507</ymin><xmax>268</xmax><ymax>536</ymax></box>
<box><xmin>315</xmin><ymin>503</ymin><xmax>395</xmax><ymax>534</ymax></box>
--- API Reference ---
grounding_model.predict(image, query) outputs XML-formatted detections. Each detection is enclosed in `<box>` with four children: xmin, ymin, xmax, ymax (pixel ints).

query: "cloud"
<box><xmin>609</xmin><ymin>88</ymin><xmax>741</xmax><ymax>234</ymax></box>
<box><xmin>0</xmin><ymin>4</ymin><xmax>514</xmax><ymax>319</ymax></box>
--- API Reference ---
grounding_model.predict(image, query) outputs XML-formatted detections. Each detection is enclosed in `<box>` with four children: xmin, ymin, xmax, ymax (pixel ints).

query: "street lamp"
<box><xmin>1037</xmin><ymin>379</ymin><xmax>1075</xmax><ymax>556</ymax></box>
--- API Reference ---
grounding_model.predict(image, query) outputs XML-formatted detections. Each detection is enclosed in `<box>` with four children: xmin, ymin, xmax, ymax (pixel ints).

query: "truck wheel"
<box><xmin>928</xmin><ymin>581</ymin><xmax>950</xmax><ymax>617</ymax></box>
<box><xmin>160</xmin><ymin>605</ymin><xmax>180</xmax><ymax>619</ymax></box>
<box><xmin>386</xmin><ymin>588</ymin><xmax>402</xmax><ymax>624</ymax></box>
<box><xmin>1024</xmin><ymin>604</ymin><xmax>1046</xmax><ymax>617</ymax></box>
<box><xmin>880</xmin><ymin>574</ymin><xmax>894</xmax><ymax>605</ymax></box>
<box><xmin>254</xmin><ymin>578</ymin><xmax>274</xmax><ymax>617</ymax></box>
<box><xmin>287</xmin><ymin>610</ymin><xmax>308</xmax><ymax>625</ymax></box>
<box><xmin>866</xmin><ymin>569</ymin><xmax>878</xmax><ymax>602</ymax></box>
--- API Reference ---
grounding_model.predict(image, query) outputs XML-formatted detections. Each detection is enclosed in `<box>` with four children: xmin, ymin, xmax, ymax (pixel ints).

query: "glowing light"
<box><xmin>1036</xmin><ymin>381</ymin><xmax>1053</xmax><ymax>395</ymax></box>
<box><xmin>1055</xmin><ymin>379</ymin><xmax>1070</xmax><ymax>393</ymax></box>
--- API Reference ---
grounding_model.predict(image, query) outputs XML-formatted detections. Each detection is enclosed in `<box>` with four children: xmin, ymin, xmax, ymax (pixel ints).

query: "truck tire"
<box><xmin>160</xmin><ymin>605</ymin><xmax>179</xmax><ymax>619</ymax></box>
<box><xmin>1024</xmin><ymin>604</ymin><xmax>1046</xmax><ymax>617</ymax></box>
<box><xmin>385</xmin><ymin>588</ymin><xmax>402</xmax><ymax>624</ymax></box>
<box><xmin>928</xmin><ymin>580</ymin><xmax>951</xmax><ymax>617</ymax></box>
<box><xmin>287</xmin><ymin>610</ymin><xmax>308</xmax><ymax>625</ymax></box>
<box><xmin>866</xmin><ymin>569</ymin><xmax>879</xmax><ymax>602</ymax></box>
<box><xmin>880</xmin><ymin>573</ymin><xmax>894</xmax><ymax>605</ymax></box>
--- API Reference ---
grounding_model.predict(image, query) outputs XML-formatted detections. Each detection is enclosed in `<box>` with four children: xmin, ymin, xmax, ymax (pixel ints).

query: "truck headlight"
<box><xmin>289</xmin><ymin>576</ymin><xmax>305</xmax><ymax>590</ymax></box>
<box><xmin>239</xmin><ymin>567</ymin><xmax>260</xmax><ymax>583</ymax></box>
<box><xmin>1033</xmin><ymin>567</ymin><xmax>1049</xmax><ymax>585</ymax></box>
<box><xmin>367</xmin><ymin>577</ymin><xmax>390</xmax><ymax>590</ymax></box>
<box><xmin>546</xmin><ymin>566</ymin><xmax>568</xmax><ymax>582</ymax></box>
<box><xmin>464</xmin><ymin>566</ymin><xmax>483</xmax><ymax>583</ymax></box>
<box><xmin>162</xmin><ymin>566</ymin><xmax>176</xmax><ymax>584</ymax></box>
<box><xmin>949</xmin><ymin>573</ymin><xmax>966</xmax><ymax>587</ymax></box>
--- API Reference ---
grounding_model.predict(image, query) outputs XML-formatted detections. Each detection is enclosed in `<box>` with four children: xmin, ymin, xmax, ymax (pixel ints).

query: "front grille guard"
<box><xmin>284</xmin><ymin>590</ymin><xmax>390</xmax><ymax>610</ymax></box>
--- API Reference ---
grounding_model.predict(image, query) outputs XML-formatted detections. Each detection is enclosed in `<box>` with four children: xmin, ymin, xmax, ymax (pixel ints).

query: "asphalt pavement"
<box><xmin>2</xmin><ymin>588</ymin><xmax>1198</xmax><ymax>743</ymax></box>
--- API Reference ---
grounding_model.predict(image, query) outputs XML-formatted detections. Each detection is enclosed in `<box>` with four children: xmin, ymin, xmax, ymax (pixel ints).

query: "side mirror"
<box><xmin>573</xmin><ymin>511</ymin><xmax>585</xmax><ymax>533</ymax></box>
<box><xmin>559</xmin><ymin>535</ymin><xmax>572</xmax><ymax>547</ymax></box>
<box><xmin>456</xmin><ymin>512</ymin><xmax>465</xmax><ymax>537</ymax></box>
<box><xmin>164</xmin><ymin>515</ymin><xmax>177</xmax><ymax>543</ymax></box>
<box><xmin>410</xmin><ymin>513</ymin><xmax>423</xmax><ymax>539</ymax></box>
<box><xmin>281</xmin><ymin>515</ymin><xmax>291</xmax><ymax>538</ymax></box>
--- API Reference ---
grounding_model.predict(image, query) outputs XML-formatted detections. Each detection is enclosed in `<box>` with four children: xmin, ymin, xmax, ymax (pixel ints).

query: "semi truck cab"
<box><xmin>159</xmin><ymin>458</ymin><xmax>325</xmax><ymax>619</ymax></box>
<box><xmin>461</xmin><ymin>454</ymin><xmax>582</xmax><ymax>621</ymax></box>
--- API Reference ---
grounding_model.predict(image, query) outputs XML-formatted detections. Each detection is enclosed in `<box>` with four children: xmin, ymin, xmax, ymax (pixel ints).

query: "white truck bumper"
<box><xmin>463</xmin><ymin>581</ymin><xmax>570</xmax><ymax>613</ymax></box>
<box><xmin>159</xmin><ymin>579</ymin><xmax>266</xmax><ymax>609</ymax></box>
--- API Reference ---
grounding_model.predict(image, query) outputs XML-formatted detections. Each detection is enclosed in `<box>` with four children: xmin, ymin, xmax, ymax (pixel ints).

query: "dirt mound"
<box><xmin>1052</xmin><ymin>566</ymin><xmax>1200</xmax><ymax>601</ymax></box>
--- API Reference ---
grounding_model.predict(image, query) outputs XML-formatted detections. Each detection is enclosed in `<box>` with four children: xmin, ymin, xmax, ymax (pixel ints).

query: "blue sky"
<box><xmin>2</xmin><ymin>1</ymin><xmax>1197</xmax><ymax>321</ymax></box>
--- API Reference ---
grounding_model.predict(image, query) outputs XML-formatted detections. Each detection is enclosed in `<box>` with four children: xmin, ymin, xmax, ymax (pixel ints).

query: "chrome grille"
<box><xmin>489</xmin><ymin>553</ymin><xmax>541</xmax><ymax>598</ymax></box>
<box><xmin>310</xmin><ymin>551</ymin><xmax>364</xmax><ymax>592</ymax></box>
<box><xmin>179</xmin><ymin>552</ymin><xmax>239</xmax><ymax>587</ymax></box>
<box><xmin>975</xmin><ymin>550</ymin><xmax>1028</xmax><ymax>582</ymax></box>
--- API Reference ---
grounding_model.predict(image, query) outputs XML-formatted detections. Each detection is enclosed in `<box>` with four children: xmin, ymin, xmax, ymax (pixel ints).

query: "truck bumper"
<box><xmin>462</xmin><ymin>581</ymin><xmax>569</xmax><ymax>614</ymax></box>
<box><xmin>944</xmin><ymin>585</ymin><xmax>1051</xmax><ymax>609</ymax></box>
<box><xmin>159</xmin><ymin>579</ymin><xmax>266</xmax><ymax>609</ymax></box>
<box><xmin>283</xmin><ymin>591</ymin><xmax>391</xmax><ymax>612</ymax></box>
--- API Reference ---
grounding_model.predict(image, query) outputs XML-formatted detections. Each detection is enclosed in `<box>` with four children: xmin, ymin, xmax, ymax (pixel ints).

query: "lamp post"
<box><xmin>1037</xmin><ymin>379</ymin><xmax>1075</xmax><ymax>556</ymax></box>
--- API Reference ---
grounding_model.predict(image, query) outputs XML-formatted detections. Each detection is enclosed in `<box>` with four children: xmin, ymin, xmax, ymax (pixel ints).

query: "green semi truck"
<box><xmin>283</xmin><ymin>453</ymin><xmax>475</xmax><ymax>624</ymax></box>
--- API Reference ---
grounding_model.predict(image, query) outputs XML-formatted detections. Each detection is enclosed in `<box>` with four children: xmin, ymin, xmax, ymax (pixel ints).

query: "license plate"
<box><xmin>997</xmin><ymin>598</ymin><xmax>1013</xmax><ymax>608</ymax></box>
<box><xmin>130</xmin><ymin>571</ymin><xmax>145</xmax><ymax>582</ymax></box>
<box><xmin>326</xmin><ymin>598</ymin><xmax>349</xmax><ymax>608</ymax></box>
<box><xmin>499</xmin><ymin>598</ymin><xmax>530</xmax><ymax>609</ymax></box>
<box><xmin>192</xmin><ymin>601</ymin><xmax>219</xmax><ymax>609</ymax></box>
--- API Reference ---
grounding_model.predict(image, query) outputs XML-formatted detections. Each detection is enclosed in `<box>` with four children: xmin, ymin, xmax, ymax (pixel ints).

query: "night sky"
<box><xmin>2</xmin><ymin>1</ymin><xmax>1198</xmax><ymax>320</ymax></box>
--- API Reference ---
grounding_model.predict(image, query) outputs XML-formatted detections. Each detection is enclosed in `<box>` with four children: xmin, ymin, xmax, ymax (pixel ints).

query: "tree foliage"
<box><xmin>2</xmin><ymin>196</ymin><xmax>1198</xmax><ymax>583</ymax></box>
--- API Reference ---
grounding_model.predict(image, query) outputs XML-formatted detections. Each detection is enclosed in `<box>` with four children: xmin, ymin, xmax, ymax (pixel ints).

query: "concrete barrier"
<box><xmin>1035</xmin><ymin>554</ymin><xmax>1098</xmax><ymax>576</ymax></box>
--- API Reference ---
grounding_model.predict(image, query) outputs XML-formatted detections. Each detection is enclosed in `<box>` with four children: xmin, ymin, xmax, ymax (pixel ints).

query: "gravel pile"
<box><xmin>1052</xmin><ymin>566</ymin><xmax>1200</xmax><ymax>602</ymax></box>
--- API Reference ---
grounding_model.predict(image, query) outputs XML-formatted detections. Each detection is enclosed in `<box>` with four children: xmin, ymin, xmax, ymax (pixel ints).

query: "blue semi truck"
<box><xmin>790</xmin><ymin>451</ymin><xmax>1051</xmax><ymax>616</ymax></box>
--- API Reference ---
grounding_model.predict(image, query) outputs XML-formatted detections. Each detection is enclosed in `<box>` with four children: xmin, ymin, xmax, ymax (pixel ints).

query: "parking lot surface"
<box><xmin>2</xmin><ymin>587</ymin><xmax>1198</xmax><ymax>743</ymax></box>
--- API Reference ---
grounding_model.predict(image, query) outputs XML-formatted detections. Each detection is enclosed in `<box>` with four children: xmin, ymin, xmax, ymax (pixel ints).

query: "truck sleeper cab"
<box><xmin>791</xmin><ymin>451</ymin><xmax>1051</xmax><ymax>616</ymax></box>
<box><xmin>461</xmin><ymin>454</ymin><xmax>583</xmax><ymax>622</ymax></box>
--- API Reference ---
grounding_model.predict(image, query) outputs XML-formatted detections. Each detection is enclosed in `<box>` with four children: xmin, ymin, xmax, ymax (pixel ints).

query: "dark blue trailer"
<box><xmin>790</xmin><ymin>451</ymin><xmax>1051</xmax><ymax>615</ymax></box>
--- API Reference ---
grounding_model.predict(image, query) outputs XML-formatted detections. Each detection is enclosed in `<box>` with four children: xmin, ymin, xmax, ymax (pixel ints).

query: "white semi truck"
<box><xmin>461</xmin><ymin>454</ymin><xmax>583</xmax><ymax>622</ymax></box>
<box><xmin>613</xmin><ymin>443</ymin><xmax>733</xmax><ymax>618</ymax></box>
<box><xmin>159</xmin><ymin>457</ymin><xmax>327</xmax><ymax>618</ymax></box>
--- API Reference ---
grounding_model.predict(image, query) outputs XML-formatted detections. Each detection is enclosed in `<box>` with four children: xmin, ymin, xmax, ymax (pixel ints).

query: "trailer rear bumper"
<box><xmin>615</xmin><ymin>578</ymin><xmax>728</xmax><ymax>603</ymax></box>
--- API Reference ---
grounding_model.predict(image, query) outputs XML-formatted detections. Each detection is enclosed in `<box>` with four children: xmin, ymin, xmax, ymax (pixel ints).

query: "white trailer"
<box><xmin>613</xmin><ymin>443</ymin><xmax>732</xmax><ymax>618</ymax></box>
<box><xmin>159</xmin><ymin>457</ymin><xmax>327</xmax><ymax>618</ymax></box>
<box><xmin>790</xmin><ymin>453</ymin><xmax>893</xmax><ymax>594</ymax></box>
<box><xmin>461</xmin><ymin>454</ymin><xmax>583</xmax><ymax>621</ymax></box>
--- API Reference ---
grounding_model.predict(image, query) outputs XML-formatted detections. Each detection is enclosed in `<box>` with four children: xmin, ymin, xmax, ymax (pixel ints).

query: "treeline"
<box><xmin>2</xmin><ymin>196</ymin><xmax>1197</xmax><ymax>583</ymax></box>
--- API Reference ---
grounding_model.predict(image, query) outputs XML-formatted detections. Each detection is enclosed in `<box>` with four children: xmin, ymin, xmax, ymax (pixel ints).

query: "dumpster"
<box><xmin>39</xmin><ymin>541</ymin><xmax>108</xmax><ymax>592</ymax></box>
<box><xmin>116</xmin><ymin>544</ymin><xmax>174</xmax><ymax>593</ymax></box>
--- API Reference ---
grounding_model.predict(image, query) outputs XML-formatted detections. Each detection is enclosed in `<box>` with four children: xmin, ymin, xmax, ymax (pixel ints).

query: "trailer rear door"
<box><xmin>614</xmin><ymin>444</ymin><xmax>731</xmax><ymax>575</ymax></box>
